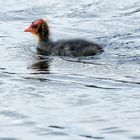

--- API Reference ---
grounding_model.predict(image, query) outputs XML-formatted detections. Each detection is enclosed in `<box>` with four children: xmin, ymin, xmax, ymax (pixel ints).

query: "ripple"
<box><xmin>80</xmin><ymin>135</ymin><xmax>104</xmax><ymax>139</ymax></box>
<box><xmin>86</xmin><ymin>84</ymin><xmax>120</xmax><ymax>90</ymax></box>
<box><xmin>33</xmin><ymin>126</ymin><xmax>67</xmax><ymax>136</ymax></box>
<box><xmin>0</xmin><ymin>68</ymin><xmax>6</xmax><ymax>70</ymax></box>
<box><xmin>2</xmin><ymin>71</ymin><xmax>19</xmax><ymax>75</ymax></box>
<box><xmin>0</xmin><ymin>6</ymin><xmax>48</xmax><ymax>21</ymax></box>
<box><xmin>0</xmin><ymin>36</ymin><xmax>10</xmax><ymax>38</ymax></box>
<box><xmin>121</xmin><ymin>8</ymin><xmax>140</xmax><ymax>16</ymax></box>
<box><xmin>0</xmin><ymin>110</ymin><xmax>27</xmax><ymax>119</ymax></box>
<box><xmin>49</xmin><ymin>125</ymin><xmax>65</xmax><ymax>129</ymax></box>
<box><xmin>131</xmin><ymin>136</ymin><xmax>140</xmax><ymax>139</ymax></box>
<box><xmin>101</xmin><ymin>126</ymin><xmax>128</xmax><ymax>134</ymax></box>
<box><xmin>22</xmin><ymin>76</ymin><xmax>50</xmax><ymax>82</ymax></box>
<box><xmin>0</xmin><ymin>138</ymin><xmax>18</xmax><ymax>140</ymax></box>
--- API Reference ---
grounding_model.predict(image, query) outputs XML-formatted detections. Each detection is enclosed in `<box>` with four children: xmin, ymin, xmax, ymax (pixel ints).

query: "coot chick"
<box><xmin>25</xmin><ymin>19</ymin><xmax>103</xmax><ymax>57</ymax></box>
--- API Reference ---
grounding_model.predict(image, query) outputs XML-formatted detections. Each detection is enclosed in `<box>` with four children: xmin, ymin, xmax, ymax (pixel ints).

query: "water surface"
<box><xmin>0</xmin><ymin>0</ymin><xmax>140</xmax><ymax>140</ymax></box>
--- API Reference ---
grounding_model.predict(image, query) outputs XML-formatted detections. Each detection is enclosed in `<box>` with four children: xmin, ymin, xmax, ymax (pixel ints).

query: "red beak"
<box><xmin>24</xmin><ymin>26</ymin><xmax>32</xmax><ymax>32</ymax></box>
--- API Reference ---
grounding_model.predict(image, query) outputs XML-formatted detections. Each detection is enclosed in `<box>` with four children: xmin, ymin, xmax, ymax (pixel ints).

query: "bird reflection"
<box><xmin>29</xmin><ymin>55</ymin><xmax>51</xmax><ymax>73</ymax></box>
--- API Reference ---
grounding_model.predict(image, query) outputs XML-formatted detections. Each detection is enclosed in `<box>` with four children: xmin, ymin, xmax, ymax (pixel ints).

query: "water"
<box><xmin>0</xmin><ymin>0</ymin><xmax>140</xmax><ymax>139</ymax></box>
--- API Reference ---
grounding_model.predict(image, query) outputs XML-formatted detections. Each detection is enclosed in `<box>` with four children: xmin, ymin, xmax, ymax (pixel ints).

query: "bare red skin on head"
<box><xmin>24</xmin><ymin>19</ymin><xmax>47</xmax><ymax>34</ymax></box>
<box><xmin>24</xmin><ymin>26</ymin><xmax>32</xmax><ymax>32</ymax></box>
<box><xmin>33</xmin><ymin>19</ymin><xmax>44</xmax><ymax>26</ymax></box>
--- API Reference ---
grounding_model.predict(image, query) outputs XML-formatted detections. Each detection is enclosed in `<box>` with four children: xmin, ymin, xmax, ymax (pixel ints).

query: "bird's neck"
<box><xmin>38</xmin><ymin>37</ymin><xmax>49</xmax><ymax>43</ymax></box>
<box><xmin>37</xmin><ymin>37</ymin><xmax>53</xmax><ymax>55</ymax></box>
<box><xmin>37</xmin><ymin>30</ymin><xmax>50</xmax><ymax>47</ymax></box>
<box><xmin>38</xmin><ymin>28</ymin><xmax>49</xmax><ymax>42</ymax></box>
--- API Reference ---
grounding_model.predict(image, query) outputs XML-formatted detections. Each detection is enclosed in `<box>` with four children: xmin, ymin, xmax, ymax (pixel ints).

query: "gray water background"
<box><xmin>0</xmin><ymin>0</ymin><xmax>140</xmax><ymax>140</ymax></box>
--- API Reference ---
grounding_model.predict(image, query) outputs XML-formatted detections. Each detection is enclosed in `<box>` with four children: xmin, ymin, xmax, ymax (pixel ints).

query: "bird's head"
<box><xmin>25</xmin><ymin>19</ymin><xmax>49</xmax><ymax>41</ymax></box>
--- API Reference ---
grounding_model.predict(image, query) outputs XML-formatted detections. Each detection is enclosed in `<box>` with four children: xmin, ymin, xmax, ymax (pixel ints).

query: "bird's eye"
<box><xmin>32</xmin><ymin>24</ymin><xmax>38</xmax><ymax>28</ymax></box>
